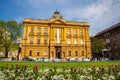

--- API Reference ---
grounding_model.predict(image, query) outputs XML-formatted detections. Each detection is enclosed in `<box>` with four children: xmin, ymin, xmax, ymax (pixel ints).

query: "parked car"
<box><xmin>82</xmin><ymin>58</ymin><xmax>90</xmax><ymax>61</ymax></box>
<box><xmin>69</xmin><ymin>58</ymin><xmax>78</xmax><ymax>62</ymax></box>
<box><xmin>53</xmin><ymin>58</ymin><xmax>61</xmax><ymax>62</ymax></box>
<box><xmin>26</xmin><ymin>58</ymin><xmax>36</xmax><ymax>61</ymax></box>
<box><xmin>37</xmin><ymin>58</ymin><xmax>49</xmax><ymax>62</ymax></box>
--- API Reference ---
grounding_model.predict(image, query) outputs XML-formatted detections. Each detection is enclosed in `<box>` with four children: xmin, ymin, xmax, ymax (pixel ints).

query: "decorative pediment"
<box><xmin>50</xmin><ymin>19</ymin><xmax>66</xmax><ymax>24</ymax></box>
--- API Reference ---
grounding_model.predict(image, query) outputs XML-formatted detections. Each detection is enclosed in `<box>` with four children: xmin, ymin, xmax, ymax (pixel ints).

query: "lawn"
<box><xmin>0</xmin><ymin>61</ymin><xmax>120</xmax><ymax>69</ymax></box>
<box><xmin>0</xmin><ymin>61</ymin><xmax>120</xmax><ymax>79</ymax></box>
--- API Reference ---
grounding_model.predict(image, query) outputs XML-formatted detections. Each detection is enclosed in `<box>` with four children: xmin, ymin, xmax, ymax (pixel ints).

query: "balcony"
<box><xmin>44</xmin><ymin>32</ymin><xmax>48</xmax><ymax>36</ymax></box>
<box><xmin>66</xmin><ymin>34</ymin><xmax>72</xmax><ymax>38</ymax></box>
<box><xmin>36</xmin><ymin>32</ymin><xmax>41</xmax><ymax>35</ymax></box>
<box><xmin>29</xmin><ymin>32</ymin><xmax>34</xmax><ymax>36</ymax></box>
<box><xmin>73</xmin><ymin>34</ymin><xmax>78</xmax><ymax>37</ymax></box>
<box><xmin>54</xmin><ymin>43</ymin><xmax>62</xmax><ymax>46</ymax></box>
<box><xmin>22</xmin><ymin>43</ymin><xmax>49</xmax><ymax>46</ymax></box>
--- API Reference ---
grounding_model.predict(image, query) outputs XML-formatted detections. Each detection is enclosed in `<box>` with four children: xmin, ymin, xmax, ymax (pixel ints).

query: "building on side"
<box><xmin>93</xmin><ymin>23</ymin><xmax>120</xmax><ymax>60</ymax></box>
<box><xmin>21</xmin><ymin>11</ymin><xmax>91</xmax><ymax>60</ymax></box>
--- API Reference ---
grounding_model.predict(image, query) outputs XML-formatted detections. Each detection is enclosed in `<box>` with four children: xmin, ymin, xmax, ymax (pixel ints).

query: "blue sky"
<box><xmin>0</xmin><ymin>0</ymin><xmax>120</xmax><ymax>35</ymax></box>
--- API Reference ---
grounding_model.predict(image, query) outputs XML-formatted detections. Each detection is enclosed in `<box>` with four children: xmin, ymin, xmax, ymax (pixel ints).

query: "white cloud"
<box><xmin>63</xmin><ymin>0</ymin><xmax>120</xmax><ymax>35</ymax></box>
<box><xmin>14</xmin><ymin>0</ymin><xmax>120</xmax><ymax>35</ymax></box>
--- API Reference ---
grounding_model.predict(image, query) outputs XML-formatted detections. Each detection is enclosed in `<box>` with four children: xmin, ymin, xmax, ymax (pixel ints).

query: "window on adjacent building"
<box><xmin>29</xmin><ymin>50</ymin><xmax>32</xmax><ymax>56</ymax></box>
<box><xmin>30</xmin><ymin>38</ymin><xmax>33</xmax><ymax>44</ymax></box>
<box><xmin>36</xmin><ymin>51</ymin><xmax>40</xmax><ymax>56</ymax></box>
<box><xmin>81</xmin><ymin>51</ymin><xmax>84</xmax><ymax>56</ymax></box>
<box><xmin>106</xmin><ymin>39</ymin><xmax>110</xmax><ymax>43</ymax></box>
<box><xmin>68</xmin><ymin>29</ymin><xmax>71</xmax><ymax>35</ymax></box>
<box><xmin>80</xmin><ymin>30</ymin><xmax>83</xmax><ymax>35</ymax></box>
<box><xmin>44</xmin><ymin>50</ymin><xmax>47</xmax><ymax>55</ymax></box>
<box><xmin>74</xmin><ymin>29</ymin><xmax>77</xmax><ymax>34</ymax></box>
<box><xmin>68</xmin><ymin>51</ymin><xmax>71</xmax><ymax>56</ymax></box>
<box><xmin>38</xmin><ymin>27</ymin><xmax>41</xmax><ymax>33</ymax></box>
<box><xmin>37</xmin><ymin>38</ymin><xmax>40</xmax><ymax>44</ymax></box>
<box><xmin>80</xmin><ymin>39</ymin><xmax>84</xmax><ymax>45</ymax></box>
<box><xmin>74</xmin><ymin>39</ymin><xmax>77</xmax><ymax>44</ymax></box>
<box><xmin>31</xmin><ymin>27</ymin><xmax>34</xmax><ymax>33</ymax></box>
<box><xmin>44</xmin><ymin>38</ymin><xmax>47</xmax><ymax>44</ymax></box>
<box><xmin>75</xmin><ymin>51</ymin><xmax>78</xmax><ymax>56</ymax></box>
<box><xmin>44</xmin><ymin>28</ymin><xmax>48</xmax><ymax>34</ymax></box>
<box><xmin>68</xmin><ymin>39</ymin><xmax>71</xmax><ymax>44</ymax></box>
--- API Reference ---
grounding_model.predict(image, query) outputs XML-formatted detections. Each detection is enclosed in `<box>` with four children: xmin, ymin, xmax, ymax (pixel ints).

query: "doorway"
<box><xmin>55</xmin><ymin>46</ymin><xmax>61</xmax><ymax>58</ymax></box>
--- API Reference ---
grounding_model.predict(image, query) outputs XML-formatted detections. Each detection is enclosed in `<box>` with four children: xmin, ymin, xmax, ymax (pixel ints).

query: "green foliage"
<box><xmin>91</xmin><ymin>38</ymin><xmax>105</xmax><ymax>54</ymax></box>
<box><xmin>0</xmin><ymin>20</ymin><xmax>23</xmax><ymax>57</ymax></box>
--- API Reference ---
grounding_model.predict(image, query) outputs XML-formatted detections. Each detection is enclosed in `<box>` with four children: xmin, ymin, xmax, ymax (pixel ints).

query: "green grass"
<box><xmin>0</xmin><ymin>61</ymin><xmax>120</xmax><ymax>69</ymax></box>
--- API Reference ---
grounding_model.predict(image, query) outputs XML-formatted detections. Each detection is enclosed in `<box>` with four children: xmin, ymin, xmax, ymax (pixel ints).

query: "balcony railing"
<box><xmin>22</xmin><ymin>43</ymin><xmax>85</xmax><ymax>47</ymax></box>
<box><xmin>29</xmin><ymin>32</ymin><xmax>34</xmax><ymax>36</ymax></box>
<box><xmin>73</xmin><ymin>34</ymin><xmax>78</xmax><ymax>37</ymax></box>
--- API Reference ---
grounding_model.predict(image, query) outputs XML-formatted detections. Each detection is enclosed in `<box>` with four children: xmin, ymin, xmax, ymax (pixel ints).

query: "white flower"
<box><xmin>109</xmin><ymin>75</ymin><xmax>115</xmax><ymax>80</ymax></box>
<box><xmin>102</xmin><ymin>76</ymin><xmax>107</xmax><ymax>80</ymax></box>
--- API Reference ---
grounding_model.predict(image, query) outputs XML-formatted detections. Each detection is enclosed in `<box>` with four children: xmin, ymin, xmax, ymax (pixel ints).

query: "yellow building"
<box><xmin>21</xmin><ymin>11</ymin><xmax>91</xmax><ymax>60</ymax></box>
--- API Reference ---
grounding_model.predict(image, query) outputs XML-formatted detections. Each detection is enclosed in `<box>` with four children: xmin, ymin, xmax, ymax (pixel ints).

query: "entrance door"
<box><xmin>55</xmin><ymin>46</ymin><xmax>61</xmax><ymax>58</ymax></box>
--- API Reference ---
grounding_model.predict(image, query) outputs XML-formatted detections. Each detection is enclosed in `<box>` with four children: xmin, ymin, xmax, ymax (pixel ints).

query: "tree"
<box><xmin>0</xmin><ymin>20</ymin><xmax>22</xmax><ymax>58</ymax></box>
<box><xmin>91</xmin><ymin>38</ymin><xmax>106</xmax><ymax>58</ymax></box>
<box><xmin>0</xmin><ymin>21</ymin><xmax>6</xmax><ymax>53</ymax></box>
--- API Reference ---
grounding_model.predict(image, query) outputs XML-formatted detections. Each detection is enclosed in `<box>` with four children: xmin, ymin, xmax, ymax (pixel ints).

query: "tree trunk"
<box><xmin>5</xmin><ymin>48</ymin><xmax>9</xmax><ymax>58</ymax></box>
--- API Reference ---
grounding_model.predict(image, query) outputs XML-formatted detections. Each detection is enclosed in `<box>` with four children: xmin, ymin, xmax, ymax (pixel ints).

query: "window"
<box><xmin>44</xmin><ymin>28</ymin><xmax>48</xmax><ymax>34</ymax></box>
<box><xmin>56</xmin><ymin>29</ymin><xmax>60</xmax><ymax>43</ymax></box>
<box><xmin>68</xmin><ymin>29</ymin><xmax>71</xmax><ymax>35</ymax></box>
<box><xmin>30</xmin><ymin>38</ymin><xmax>33</xmax><ymax>44</ymax></box>
<box><xmin>75</xmin><ymin>51</ymin><xmax>78</xmax><ymax>56</ymax></box>
<box><xmin>80</xmin><ymin>30</ymin><xmax>83</xmax><ymax>35</ymax></box>
<box><xmin>63</xmin><ymin>52</ymin><xmax>65</xmax><ymax>57</ymax></box>
<box><xmin>74</xmin><ymin>39</ymin><xmax>77</xmax><ymax>44</ymax></box>
<box><xmin>29</xmin><ymin>50</ymin><xmax>32</xmax><ymax>56</ymax></box>
<box><xmin>37</xmin><ymin>38</ymin><xmax>40</xmax><ymax>44</ymax></box>
<box><xmin>36</xmin><ymin>51</ymin><xmax>40</xmax><ymax>56</ymax></box>
<box><xmin>31</xmin><ymin>27</ymin><xmax>34</xmax><ymax>33</ymax></box>
<box><xmin>74</xmin><ymin>29</ymin><xmax>77</xmax><ymax>34</ymax></box>
<box><xmin>81</xmin><ymin>51</ymin><xmax>84</xmax><ymax>56</ymax></box>
<box><xmin>68</xmin><ymin>51</ymin><xmax>71</xmax><ymax>56</ymax></box>
<box><xmin>106</xmin><ymin>39</ymin><xmax>110</xmax><ymax>43</ymax></box>
<box><xmin>68</xmin><ymin>39</ymin><xmax>71</xmax><ymax>44</ymax></box>
<box><xmin>52</xmin><ymin>52</ymin><xmax>54</xmax><ymax>57</ymax></box>
<box><xmin>44</xmin><ymin>38</ymin><xmax>47</xmax><ymax>44</ymax></box>
<box><xmin>44</xmin><ymin>50</ymin><xmax>47</xmax><ymax>55</ymax></box>
<box><xmin>38</xmin><ymin>27</ymin><xmax>41</xmax><ymax>33</ymax></box>
<box><xmin>80</xmin><ymin>39</ymin><xmax>84</xmax><ymax>45</ymax></box>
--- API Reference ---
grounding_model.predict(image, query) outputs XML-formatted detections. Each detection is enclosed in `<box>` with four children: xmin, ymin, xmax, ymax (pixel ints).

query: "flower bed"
<box><xmin>0</xmin><ymin>64</ymin><xmax>120</xmax><ymax>80</ymax></box>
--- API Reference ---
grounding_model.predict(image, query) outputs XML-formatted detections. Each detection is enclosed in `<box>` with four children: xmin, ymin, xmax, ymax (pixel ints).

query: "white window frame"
<box><xmin>68</xmin><ymin>39</ymin><xmax>71</xmax><ymax>44</ymax></box>
<box><xmin>80</xmin><ymin>39</ymin><xmax>84</xmax><ymax>45</ymax></box>
<box><xmin>30</xmin><ymin>38</ymin><xmax>33</xmax><ymax>44</ymax></box>
<box><xmin>31</xmin><ymin>27</ymin><xmax>34</xmax><ymax>33</ymax></box>
<box><xmin>44</xmin><ymin>50</ymin><xmax>47</xmax><ymax>55</ymax></box>
<box><xmin>38</xmin><ymin>27</ymin><xmax>41</xmax><ymax>33</ymax></box>
<box><xmin>68</xmin><ymin>29</ymin><xmax>70</xmax><ymax>35</ymax></box>
<box><xmin>44</xmin><ymin>28</ymin><xmax>48</xmax><ymax>34</ymax></box>
<box><xmin>74</xmin><ymin>39</ymin><xmax>77</xmax><ymax>44</ymax></box>
<box><xmin>74</xmin><ymin>29</ymin><xmax>77</xmax><ymax>34</ymax></box>
<box><xmin>37</xmin><ymin>38</ymin><xmax>40</xmax><ymax>44</ymax></box>
<box><xmin>80</xmin><ymin>30</ymin><xmax>83</xmax><ymax>35</ymax></box>
<box><xmin>36</xmin><ymin>51</ymin><xmax>40</xmax><ymax>56</ymax></box>
<box><xmin>44</xmin><ymin>38</ymin><xmax>47</xmax><ymax>44</ymax></box>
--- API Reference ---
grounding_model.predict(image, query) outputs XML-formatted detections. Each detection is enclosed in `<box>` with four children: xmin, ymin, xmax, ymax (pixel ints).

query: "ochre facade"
<box><xmin>21</xmin><ymin>12</ymin><xmax>91</xmax><ymax>60</ymax></box>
